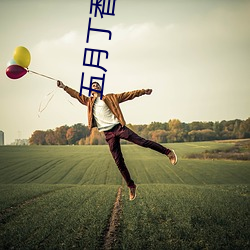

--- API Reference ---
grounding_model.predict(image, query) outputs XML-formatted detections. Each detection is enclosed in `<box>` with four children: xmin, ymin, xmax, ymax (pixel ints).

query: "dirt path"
<box><xmin>103</xmin><ymin>186</ymin><xmax>123</xmax><ymax>250</ymax></box>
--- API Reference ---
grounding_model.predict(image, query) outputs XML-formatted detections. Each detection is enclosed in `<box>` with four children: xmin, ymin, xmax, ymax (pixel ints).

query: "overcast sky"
<box><xmin>0</xmin><ymin>0</ymin><xmax>249</xmax><ymax>144</ymax></box>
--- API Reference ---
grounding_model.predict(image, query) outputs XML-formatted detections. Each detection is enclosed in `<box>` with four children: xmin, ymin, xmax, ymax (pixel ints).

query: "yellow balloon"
<box><xmin>13</xmin><ymin>46</ymin><xmax>31</xmax><ymax>68</ymax></box>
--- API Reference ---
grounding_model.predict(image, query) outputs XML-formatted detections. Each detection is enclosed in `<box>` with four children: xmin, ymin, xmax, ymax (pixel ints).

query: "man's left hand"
<box><xmin>145</xmin><ymin>89</ymin><xmax>152</xmax><ymax>95</ymax></box>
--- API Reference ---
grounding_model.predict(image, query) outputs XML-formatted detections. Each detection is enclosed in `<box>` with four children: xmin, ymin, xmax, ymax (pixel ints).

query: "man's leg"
<box><xmin>104</xmin><ymin>131</ymin><xmax>135</xmax><ymax>188</ymax></box>
<box><xmin>118</xmin><ymin>125</ymin><xmax>177</xmax><ymax>165</ymax></box>
<box><xmin>119</xmin><ymin>126</ymin><xmax>171</xmax><ymax>154</ymax></box>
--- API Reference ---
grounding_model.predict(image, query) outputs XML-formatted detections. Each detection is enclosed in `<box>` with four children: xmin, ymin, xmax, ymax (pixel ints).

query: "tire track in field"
<box><xmin>54</xmin><ymin>159</ymin><xmax>83</xmax><ymax>184</ymax></box>
<box><xmin>180</xmin><ymin>167</ymin><xmax>207</xmax><ymax>185</ymax></box>
<box><xmin>78</xmin><ymin>162</ymin><xmax>103</xmax><ymax>185</ymax></box>
<box><xmin>11</xmin><ymin>159</ymin><xmax>63</xmax><ymax>183</ymax></box>
<box><xmin>27</xmin><ymin>160</ymin><xmax>65</xmax><ymax>183</ymax></box>
<box><xmin>0</xmin><ymin>185</ymin><xmax>75</xmax><ymax>225</ymax></box>
<box><xmin>103</xmin><ymin>186</ymin><xmax>122</xmax><ymax>250</ymax></box>
<box><xmin>79</xmin><ymin>159</ymin><xmax>112</xmax><ymax>185</ymax></box>
<box><xmin>166</xmin><ymin>165</ymin><xmax>186</xmax><ymax>184</ymax></box>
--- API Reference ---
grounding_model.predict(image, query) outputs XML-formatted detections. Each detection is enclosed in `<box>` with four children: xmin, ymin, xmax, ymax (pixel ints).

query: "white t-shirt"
<box><xmin>93</xmin><ymin>97</ymin><xmax>119</xmax><ymax>132</ymax></box>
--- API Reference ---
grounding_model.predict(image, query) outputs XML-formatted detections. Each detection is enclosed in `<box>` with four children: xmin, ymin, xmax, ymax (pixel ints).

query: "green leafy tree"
<box><xmin>188</xmin><ymin>129</ymin><xmax>216</xmax><ymax>141</ymax></box>
<box><xmin>239</xmin><ymin>118</ymin><xmax>250</xmax><ymax>138</ymax></box>
<box><xmin>147</xmin><ymin>122</ymin><xmax>168</xmax><ymax>131</ymax></box>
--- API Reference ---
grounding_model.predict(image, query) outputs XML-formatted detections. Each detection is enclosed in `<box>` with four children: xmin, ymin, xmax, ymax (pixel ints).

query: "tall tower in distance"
<box><xmin>0</xmin><ymin>131</ymin><xmax>4</xmax><ymax>146</ymax></box>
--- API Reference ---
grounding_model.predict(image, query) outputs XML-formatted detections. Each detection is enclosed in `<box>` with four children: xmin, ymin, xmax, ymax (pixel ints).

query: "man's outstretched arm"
<box><xmin>116</xmin><ymin>88</ymin><xmax>153</xmax><ymax>103</ymax></box>
<box><xmin>57</xmin><ymin>80</ymin><xmax>89</xmax><ymax>106</ymax></box>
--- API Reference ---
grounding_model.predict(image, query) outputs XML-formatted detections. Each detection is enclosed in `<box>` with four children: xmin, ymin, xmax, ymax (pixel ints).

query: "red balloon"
<box><xmin>6</xmin><ymin>65</ymin><xmax>27</xmax><ymax>79</ymax></box>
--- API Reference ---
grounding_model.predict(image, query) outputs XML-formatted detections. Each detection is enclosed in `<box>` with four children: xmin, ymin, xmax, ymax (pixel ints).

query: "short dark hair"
<box><xmin>92</xmin><ymin>82</ymin><xmax>101</xmax><ymax>88</ymax></box>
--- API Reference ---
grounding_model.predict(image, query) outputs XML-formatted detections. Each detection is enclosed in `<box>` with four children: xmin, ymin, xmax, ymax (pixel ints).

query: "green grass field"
<box><xmin>0</xmin><ymin>141</ymin><xmax>249</xmax><ymax>249</ymax></box>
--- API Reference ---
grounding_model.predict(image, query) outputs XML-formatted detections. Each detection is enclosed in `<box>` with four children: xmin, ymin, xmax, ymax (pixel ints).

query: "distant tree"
<box><xmin>74</xmin><ymin>123</ymin><xmax>90</xmax><ymax>143</ymax></box>
<box><xmin>126</xmin><ymin>124</ymin><xmax>150</xmax><ymax>140</ymax></box>
<box><xmin>213</xmin><ymin>122</ymin><xmax>221</xmax><ymax>139</ymax></box>
<box><xmin>45</xmin><ymin>129</ymin><xmax>57</xmax><ymax>145</ymax></box>
<box><xmin>233</xmin><ymin>119</ymin><xmax>243</xmax><ymax>138</ymax></box>
<box><xmin>78</xmin><ymin>138</ymin><xmax>86</xmax><ymax>145</ymax></box>
<box><xmin>66</xmin><ymin>124</ymin><xmax>90</xmax><ymax>145</ymax></box>
<box><xmin>66</xmin><ymin>127</ymin><xmax>75</xmax><ymax>144</ymax></box>
<box><xmin>147</xmin><ymin>121</ymin><xmax>168</xmax><ymax>131</ymax></box>
<box><xmin>87</xmin><ymin>128</ymin><xmax>106</xmax><ymax>145</ymax></box>
<box><xmin>189</xmin><ymin>121</ymin><xmax>204</xmax><ymax>131</ymax></box>
<box><xmin>168</xmin><ymin>119</ymin><xmax>182</xmax><ymax>131</ymax></box>
<box><xmin>29</xmin><ymin>130</ymin><xmax>46</xmax><ymax>145</ymax></box>
<box><xmin>181</xmin><ymin>122</ymin><xmax>189</xmax><ymax>142</ymax></box>
<box><xmin>167</xmin><ymin>119</ymin><xmax>184</xmax><ymax>142</ymax></box>
<box><xmin>188</xmin><ymin>129</ymin><xmax>216</xmax><ymax>141</ymax></box>
<box><xmin>140</xmin><ymin>126</ymin><xmax>150</xmax><ymax>140</ymax></box>
<box><xmin>134</xmin><ymin>124</ymin><xmax>148</xmax><ymax>133</ymax></box>
<box><xmin>150</xmin><ymin>130</ymin><xmax>168</xmax><ymax>143</ymax></box>
<box><xmin>239</xmin><ymin>118</ymin><xmax>250</xmax><ymax>138</ymax></box>
<box><xmin>55</xmin><ymin>125</ymin><xmax>69</xmax><ymax>145</ymax></box>
<box><xmin>29</xmin><ymin>118</ymin><xmax>250</xmax><ymax>145</ymax></box>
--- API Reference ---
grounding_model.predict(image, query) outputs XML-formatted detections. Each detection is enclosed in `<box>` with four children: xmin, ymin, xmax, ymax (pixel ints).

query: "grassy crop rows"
<box><xmin>0</xmin><ymin>141</ymin><xmax>249</xmax><ymax>249</ymax></box>
<box><xmin>0</xmin><ymin>184</ymin><xmax>119</xmax><ymax>249</ymax></box>
<box><xmin>120</xmin><ymin>184</ymin><xmax>250</xmax><ymax>250</ymax></box>
<box><xmin>0</xmin><ymin>145</ymin><xmax>122</xmax><ymax>185</ymax></box>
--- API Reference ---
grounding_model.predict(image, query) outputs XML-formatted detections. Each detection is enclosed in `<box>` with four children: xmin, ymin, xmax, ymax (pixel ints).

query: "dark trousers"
<box><xmin>104</xmin><ymin>124</ymin><xmax>171</xmax><ymax>187</ymax></box>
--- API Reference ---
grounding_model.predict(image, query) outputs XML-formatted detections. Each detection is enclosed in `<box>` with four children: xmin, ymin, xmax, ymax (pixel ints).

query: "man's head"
<box><xmin>91</xmin><ymin>82</ymin><xmax>102</xmax><ymax>96</ymax></box>
<box><xmin>92</xmin><ymin>82</ymin><xmax>101</xmax><ymax>90</ymax></box>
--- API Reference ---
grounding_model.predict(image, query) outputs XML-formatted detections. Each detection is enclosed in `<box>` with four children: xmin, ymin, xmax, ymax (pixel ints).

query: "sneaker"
<box><xmin>168</xmin><ymin>150</ymin><xmax>178</xmax><ymax>165</ymax></box>
<box><xmin>129</xmin><ymin>186</ymin><xmax>137</xmax><ymax>201</ymax></box>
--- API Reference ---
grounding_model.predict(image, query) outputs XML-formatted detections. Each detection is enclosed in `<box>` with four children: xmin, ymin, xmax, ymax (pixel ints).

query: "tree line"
<box><xmin>29</xmin><ymin>118</ymin><xmax>250</xmax><ymax>145</ymax></box>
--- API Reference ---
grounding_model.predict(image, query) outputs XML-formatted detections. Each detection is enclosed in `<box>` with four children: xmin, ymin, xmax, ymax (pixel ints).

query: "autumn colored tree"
<box><xmin>167</xmin><ymin>119</ymin><xmax>184</xmax><ymax>142</ymax></box>
<box><xmin>45</xmin><ymin>129</ymin><xmax>57</xmax><ymax>145</ymax></box>
<box><xmin>29</xmin><ymin>130</ymin><xmax>46</xmax><ymax>145</ymax></box>
<box><xmin>66</xmin><ymin>127</ymin><xmax>75</xmax><ymax>144</ymax></box>
<box><xmin>55</xmin><ymin>125</ymin><xmax>69</xmax><ymax>145</ymax></box>
<box><xmin>66</xmin><ymin>123</ymin><xmax>90</xmax><ymax>145</ymax></box>
<box><xmin>86</xmin><ymin>128</ymin><xmax>106</xmax><ymax>145</ymax></box>
<box><xmin>150</xmin><ymin>130</ymin><xmax>168</xmax><ymax>143</ymax></box>
<box><xmin>29</xmin><ymin>118</ymin><xmax>250</xmax><ymax>145</ymax></box>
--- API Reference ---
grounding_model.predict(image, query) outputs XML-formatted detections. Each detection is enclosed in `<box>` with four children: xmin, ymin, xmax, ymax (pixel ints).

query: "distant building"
<box><xmin>0</xmin><ymin>131</ymin><xmax>4</xmax><ymax>145</ymax></box>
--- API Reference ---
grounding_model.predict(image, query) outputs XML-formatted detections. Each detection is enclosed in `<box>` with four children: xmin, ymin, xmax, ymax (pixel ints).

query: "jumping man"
<box><xmin>57</xmin><ymin>81</ymin><xmax>177</xmax><ymax>201</ymax></box>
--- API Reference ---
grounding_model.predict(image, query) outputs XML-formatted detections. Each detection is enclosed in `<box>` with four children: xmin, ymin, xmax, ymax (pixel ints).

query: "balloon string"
<box><xmin>67</xmin><ymin>99</ymin><xmax>75</xmax><ymax>106</ymax></box>
<box><xmin>28</xmin><ymin>69</ymin><xmax>58</xmax><ymax>81</ymax></box>
<box><xmin>38</xmin><ymin>88</ymin><xmax>58</xmax><ymax>118</ymax></box>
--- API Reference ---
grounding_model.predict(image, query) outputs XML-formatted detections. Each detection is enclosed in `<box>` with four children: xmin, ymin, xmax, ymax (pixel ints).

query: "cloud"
<box><xmin>33</xmin><ymin>31</ymin><xmax>82</xmax><ymax>53</ymax></box>
<box><xmin>31</xmin><ymin>22</ymin><xmax>155</xmax><ymax>55</ymax></box>
<box><xmin>29</xmin><ymin>23</ymin><xmax>159</xmax><ymax>76</ymax></box>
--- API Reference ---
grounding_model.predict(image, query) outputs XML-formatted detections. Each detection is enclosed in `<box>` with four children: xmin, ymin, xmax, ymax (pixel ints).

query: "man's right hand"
<box><xmin>57</xmin><ymin>80</ymin><xmax>65</xmax><ymax>89</ymax></box>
